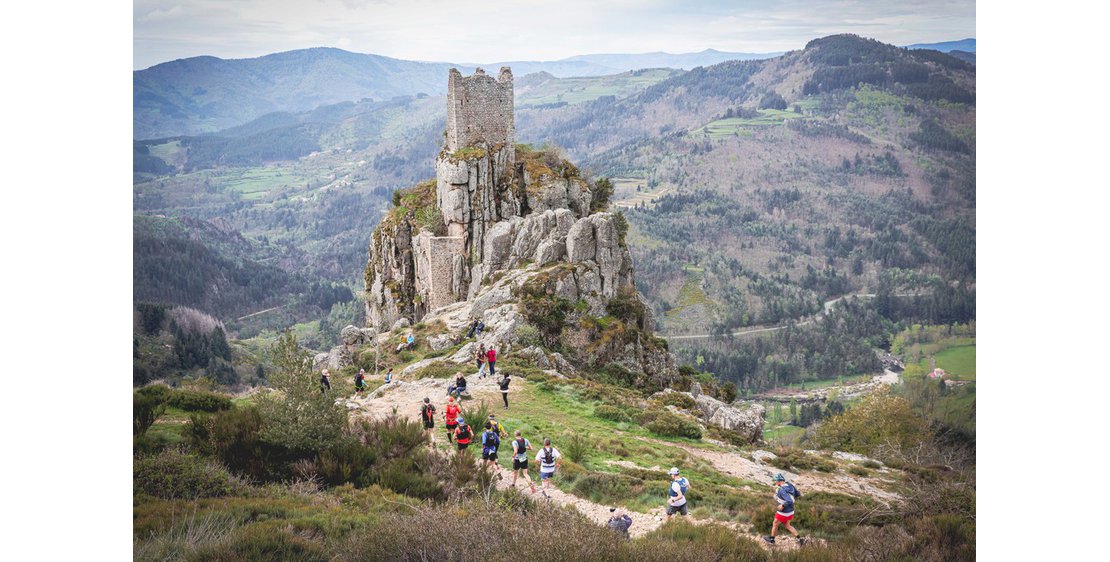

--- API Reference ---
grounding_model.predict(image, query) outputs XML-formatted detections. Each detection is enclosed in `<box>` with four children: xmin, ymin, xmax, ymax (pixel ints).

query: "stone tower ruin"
<box><xmin>445</xmin><ymin>67</ymin><xmax>514</xmax><ymax>153</ymax></box>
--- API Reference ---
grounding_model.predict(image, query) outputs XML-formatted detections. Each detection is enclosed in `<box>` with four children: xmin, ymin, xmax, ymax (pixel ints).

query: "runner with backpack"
<box><xmin>453</xmin><ymin>417</ymin><xmax>472</xmax><ymax>451</ymax></box>
<box><xmin>444</xmin><ymin>396</ymin><xmax>460</xmax><ymax>443</ymax></box>
<box><xmin>481</xmin><ymin>422</ymin><xmax>501</xmax><ymax>469</ymax></box>
<box><xmin>510</xmin><ymin>430</ymin><xmax>536</xmax><ymax>493</ymax></box>
<box><xmin>763</xmin><ymin>473</ymin><xmax>806</xmax><ymax>546</ymax></box>
<box><xmin>665</xmin><ymin>467</ymin><xmax>690</xmax><ymax>520</ymax></box>
<box><xmin>419</xmin><ymin>397</ymin><xmax>436</xmax><ymax>445</ymax></box>
<box><xmin>354</xmin><ymin>369</ymin><xmax>367</xmax><ymax>394</ymax></box>
<box><xmin>487</xmin><ymin>414</ymin><xmax>506</xmax><ymax>438</ymax></box>
<box><xmin>535</xmin><ymin>438</ymin><xmax>561</xmax><ymax>495</ymax></box>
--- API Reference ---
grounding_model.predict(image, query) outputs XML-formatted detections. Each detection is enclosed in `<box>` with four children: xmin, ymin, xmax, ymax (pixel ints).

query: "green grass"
<box><xmin>691</xmin><ymin>109</ymin><xmax>806</xmax><ymax>139</ymax></box>
<box><xmin>906</xmin><ymin>343</ymin><xmax>976</xmax><ymax>381</ymax></box>
<box><xmin>214</xmin><ymin>166</ymin><xmax>311</xmax><ymax>200</ymax></box>
<box><xmin>762</xmin><ymin>424</ymin><xmax>804</xmax><ymax>442</ymax></box>
<box><xmin>665</xmin><ymin>265</ymin><xmax>713</xmax><ymax>318</ymax></box>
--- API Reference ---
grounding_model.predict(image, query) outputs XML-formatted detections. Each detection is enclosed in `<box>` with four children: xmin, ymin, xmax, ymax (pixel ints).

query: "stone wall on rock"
<box><xmin>446</xmin><ymin>67</ymin><xmax>514</xmax><ymax>153</ymax></box>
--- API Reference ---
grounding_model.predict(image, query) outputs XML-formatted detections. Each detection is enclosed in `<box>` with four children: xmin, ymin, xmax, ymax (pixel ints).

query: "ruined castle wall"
<box><xmin>413</xmin><ymin>232</ymin><xmax>467</xmax><ymax>314</ymax></box>
<box><xmin>446</xmin><ymin>67</ymin><xmax>514</xmax><ymax>152</ymax></box>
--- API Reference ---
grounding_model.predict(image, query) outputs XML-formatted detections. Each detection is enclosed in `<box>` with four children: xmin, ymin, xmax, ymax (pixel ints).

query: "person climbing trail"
<box><xmin>536</xmin><ymin>438</ymin><xmax>561</xmax><ymax>496</ymax></box>
<box><xmin>384</xmin><ymin>367</ymin><xmax>394</xmax><ymax>384</ymax></box>
<box><xmin>420</xmin><ymin>397</ymin><xmax>436</xmax><ymax>445</ymax></box>
<box><xmin>481</xmin><ymin>422</ymin><xmax>501</xmax><ymax>469</ymax></box>
<box><xmin>498</xmin><ymin>373</ymin><xmax>511</xmax><ymax>409</ymax></box>
<box><xmin>763</xmin><ymin>473</ymin><xmax>806</xmax><ymax>546</ymax></box>
<box><xmin>665</xmin><ymin>467</ymin><xmax>690</xmax><ymax>520</ymax></box>
<box><xmin>319</xmin><ymin>368</ymin><xmax>332</xmax><ymax>394</ymax></box>
<box><xmin>510</xmin><ymin>430</ymin><xmax>536</xmax><ymax>493</ymax></box>
<box><xmin>454</xmin><ymin>417</ymin><xmax>472</xmax><ymax>451</ymax></box>
<box><xmin>487</xmin><ymin>414</ymin><xmax>506</xmax><ymax>438</ymax></box>
<box><xmin>354</xmin><ymin>369</ymin><xmax>366</xmax><ymax>394</ymax></box>
<box><xmin>444</xmin><ymin>396</ymin><xmax>460</xmax><ymax>443</ymax></box>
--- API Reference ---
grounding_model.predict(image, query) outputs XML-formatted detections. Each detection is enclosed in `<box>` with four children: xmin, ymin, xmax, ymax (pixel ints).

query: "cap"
<box><xmin>773</xmin><ymin>473</ymin><xmax>785</xmax><ymax>482</ymax></box>
<box><xmin>668</xmin><ymin>467</ymin><xmax>680</xmax><ymax>475</ymax></box>
<box><xmin>457</xmin><ymin>417</ymin><xmax>466</xmax><ymax>425</ymax></box>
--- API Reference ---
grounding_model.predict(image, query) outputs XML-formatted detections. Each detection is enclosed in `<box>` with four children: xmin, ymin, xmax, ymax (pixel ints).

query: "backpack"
<box><xmin>499</xmin><ymin>377</ymin><xmax>510</xmax><ymax>390</ymax></box>
<box><xmin>484</xmin><ymin>430</ymin><xmax>500</xmax><ymax>449</ymax></box>
<box><xmin>515</xmin><ymin>438</ymin><xmax>527</xmax><ymax>456</ymax></box>
<box><xmin>671</xmin><ymin>477</ymin><xmax>688</xmax><ymax>497</ymax></box>
<box><xmin>787</xmin><ymin>482</ymin><xmax>801</xmax><ymax>499</ymax></box>
<box><xmin>543</xmin><ymin>447</ymin><xmax>555</xmax><ymax>465</ymax></box>
<box><xmin>457</xmin><ymin>425</ymin><xmax>471</xmax><ymax>440</ymax></box>
<box><xmin>422</xmin><ymin>404</ymin><xmax>436</xmax><ymax>422</ymax></box>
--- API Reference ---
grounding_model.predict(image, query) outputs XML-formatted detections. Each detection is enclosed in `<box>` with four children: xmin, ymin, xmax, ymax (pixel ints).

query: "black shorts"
<box><xmin>666</xmin><ymin>503</ymin><xmax>688</xmax><ymax>516</ymax></box>
<box><xmin>423</xmin><ymin>420</ymin><xmax>434</xmax><ymax>429</ymax></box>
<box><xmin>457</xmin><ymin>442</ymin><xmax>469</xmax><ymax>450</ymax></box>
<box><xmin>482</xmin><ymin>450</ymin><xmax>498</xmax><ymax>461</ymax></box>
<box><xmin>446</xmin><ymin>422</ymin><xmax>458</xmax><ymax>431</ymax></box>
<box><xmin>513</xmin><ymin>458</ymin><xmax>528</xmax><ymax>470</ymax></box>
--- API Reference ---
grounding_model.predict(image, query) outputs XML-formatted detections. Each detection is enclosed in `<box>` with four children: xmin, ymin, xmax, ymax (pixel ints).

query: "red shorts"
<box><xmin>774</xmin><ymin>512</ymin><xmax>794</xmax><ymax>523</ymax></box>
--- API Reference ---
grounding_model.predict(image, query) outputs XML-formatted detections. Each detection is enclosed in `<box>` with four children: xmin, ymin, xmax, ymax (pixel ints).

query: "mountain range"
<box><xmin>135</xmin><ymin>39</ymin><xmax>972</xmax><ymax>139</ymax></box>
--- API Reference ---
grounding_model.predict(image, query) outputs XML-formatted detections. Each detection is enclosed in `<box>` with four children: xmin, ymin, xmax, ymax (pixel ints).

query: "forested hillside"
<box><xmin>134</xmin><ymin>34</ymin><xmax>974</xmax><ymax>392</ymax></box>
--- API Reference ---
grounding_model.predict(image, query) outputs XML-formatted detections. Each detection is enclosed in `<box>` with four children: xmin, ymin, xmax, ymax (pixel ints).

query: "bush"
<box><xmin>594</xmin><ymin>404</ymin><xmax>633</xmax><ymax>423</ymax></box>
<box><xmin>643</xmin><ymin>519</ymin><xmax>768</xmax><ymax>561</ymax></box>
<box><xmin>187</xmin><ymin>406</ymin><xmax>287</xmax><ymax>481</ymax></box>
<box><xmin>573</xmin><ymin>472</ymin><xmax>640</xmax><ymax>504</ymax></box>
<box><xmin>563</xmin><ymin>431</ymin><xmax>591</xmax><ymax>463</ymax></box>
<box><xmin>654</xmin><ymin>392</ymin><xmax>696</xmax><ymax>411</ymax></box>
<box><xmin>771</xmin><ymin>449</ymin><xmax>836</xmax><ymax>472</ymax></box>
<box><xmin>168</xmin><ymin>389</ymin><xmax>233</xmax><ymax>412</ymax></box>
<box><xmin>192</xmin><ymin>523</ymin><xmax>329</xmax><ymax>562</ymax></box>
<box><xmin>134</xmin><ymin>386</ymin><xmax>169</xmax><ymax>436</ymax></box>
<box><xmin>134</xmin><ymin>449</ymin><xmax>247</xmax><ymax>500</ymax></box>
<box><xmin>812</xmin><ymin>389</ymin><xmax>931</xmax><ymax>456</ymax></box>
<box><xmin>646</xmin><ymin>411</ymin><xmax>703</xmax><ymax>440</ymax></box>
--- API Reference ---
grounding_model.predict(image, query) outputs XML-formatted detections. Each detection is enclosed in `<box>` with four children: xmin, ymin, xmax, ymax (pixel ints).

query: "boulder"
<box><xmin>341</xmin><ymin>325</ymin><xmax>366</xmax><ymax>346</ymax></box>
<box><xmin>752</xmin><ymin>450</ymin><xmax>778</xmax><ymax>463</ymax></box>
<box><xmin>327</xmin><ymin>346</ymin><xmax>352</xmax><ymax>370</ymax></box>
<box><xmin>690</xmin><ymin>382</ymin><xmax>703</xmax><ymax>397</ymax></box>
<box><xmin>428</xmin><ymin>333</ymin><xmax>456</xmax><ymax>351</ymax></box>
<box><xmin>695</xmin><ymin>394</ymin><xmax>765</xmax><ymax>444</ymax></box>
<box><xmin>313</xmin><ymin>353</ymin><xmax>329</xmax><ymax>371</ymax></box>
<box><xmin>392</xmin><ymin>318</ymin><xmax>411</xmax><ymax>331</ymax></box>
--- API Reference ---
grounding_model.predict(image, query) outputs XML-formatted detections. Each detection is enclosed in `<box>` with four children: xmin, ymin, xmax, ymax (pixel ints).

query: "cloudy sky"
<box><xmin>133</xmin><ymin>0</ymin><xmax>975</xmax><ymax>70</ymax></box>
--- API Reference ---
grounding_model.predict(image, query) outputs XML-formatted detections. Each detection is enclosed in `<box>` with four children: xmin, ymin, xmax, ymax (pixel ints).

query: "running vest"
<box><xmin>514</xmin><ymin>438</ymin><xmax>527</xmax><ymax>459</ymax></box>
<box><xmin>445</xmin><ymin>405</ymin><xmax>459</xmax><ymax>423</ymax></box>
<box><xmin>456</xmin><ymin>425</ymin><xmax>471</xmax><ymax>444</ymax></box>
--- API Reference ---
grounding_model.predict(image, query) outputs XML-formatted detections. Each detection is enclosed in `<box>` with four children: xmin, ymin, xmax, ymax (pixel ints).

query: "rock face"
<box><xmin>361</xmin><ymin>67</ymin><xmax>674</xmax><ymax>387</ymax></box>
<box><xmin>695</xmin><ymin>394</ymin><xmax>766</xmax><ymax>444</ymax></box>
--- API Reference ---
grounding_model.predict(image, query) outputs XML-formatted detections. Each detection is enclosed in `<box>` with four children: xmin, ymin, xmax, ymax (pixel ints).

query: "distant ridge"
<box><xmin>904</xmin><ymin>38</ymin><xmax>976</xmax><ymax>53</ymax></box>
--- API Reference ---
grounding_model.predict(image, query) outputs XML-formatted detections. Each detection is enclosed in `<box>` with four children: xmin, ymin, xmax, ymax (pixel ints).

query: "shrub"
<box><xmin>654</xmin><ymin>392</ymin><xmax>696</xmax><ymax>411</ymax></box>
<box><xmin>563</xmin><ymin>431</ymin><xmax>591</xmax><ymax>463</ymax></box>
<box><xmin>187</xmin><ymin>406</ymin><xmax>288</xmax><ymax>482</ymax></box>
<box><xmin>411</xmin><ymin>361</ymin><xmax>457</xmax><ymax>380</ymax></box>
<box><xmin>168</xmin><ymin>389</ymin><xmax>233</xmax><ymax>412</ymax></box>
<box><xmin>134</xmin><ymin>391</ymin><xmax>167</xmax><ymax>436</ymax></box>
<box><xmin>642</xmin><ymin>520</ymin><xmax>769</xmax><ymax>560</ymax></box>
<box><xmin>572</xmin><ymin>472</ymin><xmax>640</xmax><ymax>504</ymax></box>
<box><xmin>646</xmin><ymin>411</ymin><xmax>703</xmax><ymax>440</ymax></box>
<box><xmin>771</xmin><ymin>449</ymin><xmax>836</xmax><ymax>472</ymax></box>
<box><xmin>591</xmin><ymin>177</ymin><xmax>614</xmax><ymax>213</ymax></box>
<box><xmin>134</xmin><ymin>449</ymin><xmax>247</xmax><ymax>500</ymax></box>
<box><xmin>191</xmin><ymin>522</ymin><xmax>329</xmax><ymax>562</ymax></box>
<box><xmin>862</xmin><ymin>460</ymin><xmax>882</xmax><ymax>469</ymax></box>
<box><xmin>848</xmin><ymin>465</ymin><xmax>869</xmax><ymax>476</ymax></box>
<box><xmin>812</xmin><ymin>389</ymin><xmax>931</xmax><ymax>456</ymax></box>
<box><xmin>594</xmin><ymin>404</ymin><xmax>633</xmax><ymax>423</ymax></box>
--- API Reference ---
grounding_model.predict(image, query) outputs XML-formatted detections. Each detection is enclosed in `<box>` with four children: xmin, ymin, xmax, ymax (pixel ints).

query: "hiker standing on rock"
<box><xmin>665</xmin><ymin>467</ymin><xmax>690</xmax><ymax>520</ymax></box>
<box><xmin>498</xmin><ymin>373</ymin><xmax>511</xmax><ymax>410</ymax></box>
<box><xmin>536</xmin><ymin>438</ymin><xmax>561</xmax><ymax>495</ymax></box>
<box><xmin>420</xmin><ymin>397</ymin><xmax>436</xmax><ymax>445</ymax></box>
<box><xmin>476</xmin><ymin>344</ymin><xmax>488</xmax><ymax>378</ymax></box>
<box><xmin>763</xmin><ymin>473</ymin><xmax>805</xmax><ymax>546</ymax></box>
<box><xmin>510</xmin><ymin>430</ymin><xmax>536</xmax><ymax>493</ymax></box>
<box><xmin>444</xmin><ymin>396</ymin><xmax>460</xmax><ymax>443</ymax></box>
<box><xmin>486</xmin><ymin>346</ymin><xmax>498</xmax><ymax>378</ymax></box>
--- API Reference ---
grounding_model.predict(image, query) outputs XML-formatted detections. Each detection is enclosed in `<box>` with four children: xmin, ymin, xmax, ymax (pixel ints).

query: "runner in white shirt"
<box><xmin>535</xmin><ymin>438</ymin><xmax>561</xmax><ymax>496</ymax></box>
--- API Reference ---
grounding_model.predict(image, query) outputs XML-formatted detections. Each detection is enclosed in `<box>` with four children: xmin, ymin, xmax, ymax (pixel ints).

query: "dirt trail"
<box><xmin>340</xmin><ymin>373</ymin><xmax>864</xmax><ymax>548</ymax></box>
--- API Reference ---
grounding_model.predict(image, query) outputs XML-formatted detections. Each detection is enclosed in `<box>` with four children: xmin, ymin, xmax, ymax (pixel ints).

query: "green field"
<box><xmin>611</xmin><ymin>177</ymin><xmax>674</xmax><ymax>209</ymax></box>
<box><xmin>918</xmin><ymin>344</ymin><xmax>976</xmax><ymax>381</ymax></box>
<box><xmin>218</xmin><ymin>166</ymin><xmax>307</xmax><ymax>200</ymax></box>
<box><xmin>691</xmin><ymin>109</ymin><xmax>806</xmax><ymax>139</ymax></box>
<box><xmin>664</xmin><ymin>265</ymin><xmax>713</xmax><ymax>318</ymax></box>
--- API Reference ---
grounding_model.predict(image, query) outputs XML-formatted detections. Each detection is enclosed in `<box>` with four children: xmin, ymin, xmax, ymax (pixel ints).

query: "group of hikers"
<box><xmin>323</xmin><ymin>322</ymin><xmax>807</xmax><ymax>545</ymax></box>
<box><xmin>418</xmin><ymin>395</ymin><xmax>563</xmax><ymax>497</ymax></box>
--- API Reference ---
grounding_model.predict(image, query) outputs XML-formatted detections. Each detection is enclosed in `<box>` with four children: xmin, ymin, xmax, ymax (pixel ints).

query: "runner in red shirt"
<box><xmin>444</xmin><ymin>396</ymin><xmax>461</xmax><ymax>443</ymax></box>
